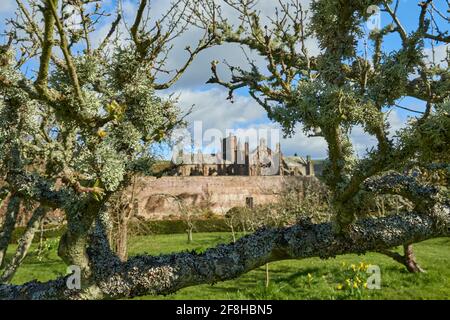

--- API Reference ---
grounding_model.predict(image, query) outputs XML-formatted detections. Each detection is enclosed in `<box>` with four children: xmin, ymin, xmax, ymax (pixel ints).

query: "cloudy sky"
<box><xmin>0</xmin><ymin>0</ymin><xmax>448</xmax><ymax>159</ymax></box>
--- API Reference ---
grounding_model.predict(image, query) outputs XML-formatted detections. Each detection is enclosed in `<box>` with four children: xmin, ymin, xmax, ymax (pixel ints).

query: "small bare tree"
<box><xmin>107</xmin><ymin>176</ymin><xmax>139</xmax><ymax>261</ymax></box>
<box><xmin>0</xmin><ymin>199</ymin><xmax>50</xmax><ymax>283</ymax></box>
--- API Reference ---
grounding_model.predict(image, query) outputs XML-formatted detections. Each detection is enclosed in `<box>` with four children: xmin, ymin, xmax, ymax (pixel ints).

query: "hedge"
<box><xmin>10</xmin><ymin>225</ymin><xmax>67</xmax><ymax>244</ymax></box>
<box><xmin>8</xmin><ymin>218</ymin><xmax>231</xmax><ymax>244</ymax></box>
<box><xmin>131</xmin><ymin>218</ymin><xmax>230</xmax><ymax>235</ymax></box>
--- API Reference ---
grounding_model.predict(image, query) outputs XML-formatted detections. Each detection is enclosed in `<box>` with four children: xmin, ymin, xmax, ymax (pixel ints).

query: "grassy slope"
<box><xmin>5</xmin><ymin>232</ymin><xmax>450</xmax><ymax>300</ymax></box>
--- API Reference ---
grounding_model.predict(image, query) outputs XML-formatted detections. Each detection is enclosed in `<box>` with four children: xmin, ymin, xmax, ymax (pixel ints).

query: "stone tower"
<box><xmin>306</xmin><ymin>155</ymin><xmax>315</xmax><ymax>176</ymax></box>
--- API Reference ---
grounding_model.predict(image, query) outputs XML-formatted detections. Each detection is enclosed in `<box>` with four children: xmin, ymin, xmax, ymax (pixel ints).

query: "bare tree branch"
<box><xmin>47</xmin><ymin>0</ymin><xmax>84</xmax><ymax>103</ymax></box>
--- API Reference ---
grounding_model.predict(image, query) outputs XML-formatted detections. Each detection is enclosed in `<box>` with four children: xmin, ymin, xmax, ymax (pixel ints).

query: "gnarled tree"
<box><xmin>191</xmin><ymin>0</ymin><xmax>449</xmax><ymax>272</ymax></box>
<box><xmin>0</xmin><ymin>0</ymin><xmax>216</xmax><ymax>297</ymax></box>
<box><xmin>0</xmin><ymin>0</ymin><xmax>449</xmax><ymax>299</ymax></box>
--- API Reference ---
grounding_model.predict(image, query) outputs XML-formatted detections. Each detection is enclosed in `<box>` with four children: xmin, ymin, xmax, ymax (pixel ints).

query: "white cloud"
<box><xmin>170</xmin><ymin>87</ymin><xmax>326</xmax><ymax>159</ymax></box>
<box><xmin>167</xmin><ymin>87</ymin><xmax>325</xmax><ymax>158</ymax></box>
<box><xmin>274</xmin><ymin>124</ymin><xmax>328</xmax><ymax>159</ymax></box>
<box><xmin>349</xmin><ymin>109</ymin><xmax>407</xmax><ymax>158</ymax></box>
<box><xmin>169</xmin><ymin>87</ymin><xmax>410</xmax><ymax>159</ymax></box>
<box><xmin>2</xmin><ymin>0</ymin><xmax>410</xmax><ymax>160</ymax></box>
<box><xmin>282</xmin><ymin>109</ymin><xmax>407</xmax><ymax>159</ymax></box>
<box><xmin>150</xmin><ymin>0</ymin><xmax>318</xmax><ymax>90</ymax></box>
<box><xmin>386</xmin><ymin>109</ymin><xmax>407</xmax><ymax>136</ymax></box>
<box><xmin>174</xmin><ymin>87</ymin><xmax>267</xmax><ymax>131</ymax></box>
<box><xmin>424</xmin><ymin>44</ymin><xmax>449</xmax><ymax>68</ymax></box>
<box><xmin>0</xmin><ymin>0</ymin><xmax>318</xmax><ymax>90</ymax></box>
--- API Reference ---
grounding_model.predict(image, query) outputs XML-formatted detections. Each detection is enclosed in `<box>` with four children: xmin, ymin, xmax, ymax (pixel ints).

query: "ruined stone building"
<box><xmin>174</xmin><ymin>135</ymin><xmax>314</xmax><ymax>177</ymax></box>
<box><xmin>133</xmin><ymin>176</ymin><xmax>317</xmax><ymax>219</ymax></box>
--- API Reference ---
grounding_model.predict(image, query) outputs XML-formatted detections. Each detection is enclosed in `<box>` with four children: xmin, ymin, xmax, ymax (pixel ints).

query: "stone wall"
<box><xmin>132</xmin><ymin>176</ymin><xmax>316</xmax><ymax>219</ymax></box>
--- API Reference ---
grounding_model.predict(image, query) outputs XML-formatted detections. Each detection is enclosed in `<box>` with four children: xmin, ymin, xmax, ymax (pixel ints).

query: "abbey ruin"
<box><xmin>174</xmin><ymin>135</ymin><xmax>315</xmax><ymax>177</ymax></box>
<box><xmin>130</xmin><ymin>136</ymin><xmax>317</xmax><ymax>219</ymax></box>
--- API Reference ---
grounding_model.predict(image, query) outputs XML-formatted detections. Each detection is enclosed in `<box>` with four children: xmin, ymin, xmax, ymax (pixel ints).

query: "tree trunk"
<box><xmin>403</xmin><ymin>244</ymin><xmax>425</xmax><ymax>273</ymax></box>
<box><xmin>0</xmin><ymin>206</ymin><xmax>48</xmax><ymax>283</ymax></box>
<box><xmin>379</xmin><ymin>244</ymin><xmax>426</xmax><ymax>273</ymax></box>
<box><xmin>115</xmin><ymin>215</ymin><xmax>128</xmax><ymax>261</ymax></box>
<box><xmin>0</xmin><ymin>196</ymin><xmax>21</xmax><ymax>268</ymax></box>
<box><xmin>230</xmin><ymin>224</ymin><xmax>236</xmax><ymax>243</ymax></box>
<box><xmin>0</xmin><ymin>208</ymin><xmax>447</xmax><ymax>300</ymax></box>
<box><xmin>187</xmin><ymin>228</ymin><xmax>193</xmax><ymax>244</ymax></box>
<box><xmin>57</xmin><ymin>200</ymin><xmax>104</xmax><ymax>277</ymax></box>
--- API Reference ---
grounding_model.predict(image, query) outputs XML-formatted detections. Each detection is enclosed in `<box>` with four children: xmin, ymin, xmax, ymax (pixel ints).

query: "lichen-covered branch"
<box><xmin>5</xmin><ymin>171</ymin><xmax>71</xmax><ymax>209</ymax></box>
<box><xmin>35</xmin><ymin>0</ymin><xmax>57</xmax><ymax>96</ymax></box>
<box><xmin>364</xmin><ymin>171</ymin><xmax>444</xmax><ymax>211</ymax></box>
<box><xmin>0</xmin><ymin>196</ymin><xmax>21</xmax><ymax>267</ymax></box>
<box><xmin>0</xmin><ymin>206</ymin><xmax>49</xmax><ymax>283</ymax></box>
<box><xmin>47</xmin><ymin>0</ymin><xmax>83</xmax><ymax>103</ymax></box>
<box><xmin>0</xmin><ymin>206</ymin><xmax>448</xmax><ymax>300</ymax></box>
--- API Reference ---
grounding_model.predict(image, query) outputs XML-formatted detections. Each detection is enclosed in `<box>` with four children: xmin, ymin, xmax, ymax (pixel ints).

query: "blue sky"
<box><xmin>0</xmin><ymin>0</ymin><xmax>448</xmax><ymax>160</ymax></box>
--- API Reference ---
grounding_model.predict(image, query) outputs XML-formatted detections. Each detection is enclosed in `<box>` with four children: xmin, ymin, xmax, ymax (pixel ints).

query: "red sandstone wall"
<box><xmin>133</xmin><ymin>176</ymin><xmax>315</xmax><ymax>219</ymax></box>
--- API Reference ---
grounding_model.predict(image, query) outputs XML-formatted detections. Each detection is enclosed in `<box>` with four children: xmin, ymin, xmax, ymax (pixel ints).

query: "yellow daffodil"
<box><xmin>336</xmin><ymin>284</ymin><xmax>343</xmax><ymax>290</ymax></box>
<box><xmin>353</xmin><ymin>282</ymin><xmax>358</xmax><ymax>289</ymax></box>
<box><xmin>359</xmin><ymin>262</ymin><xmax>369</xmax><ymax>271</ymax></box>
<box><xmin>364</xmin><ymin>283</ymin><xmax>368</xmax><ymax>289</ymax></box>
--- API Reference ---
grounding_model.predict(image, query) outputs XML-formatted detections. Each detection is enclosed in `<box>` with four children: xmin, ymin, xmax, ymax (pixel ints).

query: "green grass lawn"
<box><xmin>4</xmin><ymin>232</ymin><xmax>450</xmax><ymax>300</ymax></box>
